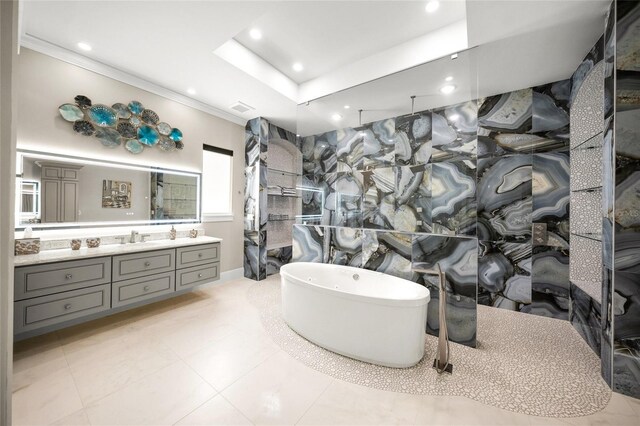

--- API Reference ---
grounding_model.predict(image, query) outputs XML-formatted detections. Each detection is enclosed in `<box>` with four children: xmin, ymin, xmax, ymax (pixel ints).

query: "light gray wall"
<box><xmin>77</xmin><ymin>164</ymin><xmax>150</xmax><ymax>222</ymax></box>
<box><xmin>17</xmin><ymin>48</ymin><xmax>246</xmax><ymax>273</ymax></box>
<box><xmin>1</xmin><ymin>1</ymin><xmax>18</xmax><ymax>422</ymax></box>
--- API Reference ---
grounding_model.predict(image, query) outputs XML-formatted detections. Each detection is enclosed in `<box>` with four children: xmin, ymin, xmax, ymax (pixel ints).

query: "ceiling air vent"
<box><xmin>230</xmin><ymin>101</ymin><xmax>255</xmax><ymax>114</ymax></box>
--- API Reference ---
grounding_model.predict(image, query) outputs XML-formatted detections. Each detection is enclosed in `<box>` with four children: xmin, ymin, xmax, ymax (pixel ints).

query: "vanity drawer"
<box><xmin>112</xmin><ymin>249</ymin><xmax>175</xmax><ymax>282</ymax></box>
<box><xmin>112</xmin><ymin>271</ymin><xmax>175</xmax><ymax>308</ymax></box>
<box><xmin>176</xmin><ymin>262</ymin><xmax>219</xmax><ymax>290</ymax></box>
<box><xmin>14</xmin><ymin>284</ymin><xmax>111</xmax><ymax>334</ymax></box>
<box><xmin>15</xmin><ymin>257</ymin><xmax>111</xmax><ymax>301</ymax></box>
<box><xmin>176</xmin><ymin>243</ymin><xmax>220</xmax><ymax>269</ymax></box>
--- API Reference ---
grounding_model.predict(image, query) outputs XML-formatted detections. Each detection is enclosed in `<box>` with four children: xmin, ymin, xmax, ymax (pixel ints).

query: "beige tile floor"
<box><xmin>12</xmin><ymin>277</ymin><xmax>640</xmax><ymax>426</ymax></box>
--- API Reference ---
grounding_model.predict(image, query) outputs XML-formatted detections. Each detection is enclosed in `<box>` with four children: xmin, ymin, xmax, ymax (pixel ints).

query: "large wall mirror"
<box><xmin>15</xmin><ymin>150</ymin><xmax>201</xmax><ymax>229</ymax></box>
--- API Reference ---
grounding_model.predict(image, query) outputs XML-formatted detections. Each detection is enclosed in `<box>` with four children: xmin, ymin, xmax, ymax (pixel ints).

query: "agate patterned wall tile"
<box><xmin>326</xmin><ymin>227</ymin><xmax>363</xmax><ymax>267</ymax></box>
<box><xmin>395</xmin><ymin>164</ymin><xmax>431</xmax><ymax>233</ymax></box>
<box><xmin>336</xmin><ymin>127</ymin><xmax>364</xmax><ymax>171</ymax></box>
<box><xmin>602</xmin><ymin>266</ymin><xmax>613</xmax><ymax>386</ymax></box>
<box><xmin>326</xmin><ymin>172</ymin><xmax>364</xmax><ymax>228</ymax></box>
<box><xmin>412</xmin><ymin>234</ymin><xmax>478</xmax><ymax>347</ymax></box>
<box><xmin>431</xmin><ymin>161</ymin><xmax>477</xmax><ymax>236</ymax></box>
<box><xmin>478</xmin><ymin>89</ymin><xmax>533</xmax><ymax>158</ymax></box>
<box><xmin>612</xmin><ymin>269</ymin><xmax>640</xmax><ymax>397</ymax></box>
<box><xmin>531</xmin><ymin>79</ymin><xmax>572</xmax><ymax>153</ymax></box>
<box><xmin>244</xmin><ymin>231</ymin><xmax>266</xmax><ymax>280</ymax></box>
<box><xmin>362</xmin><ymin>167</ymin><xmax>395</xmax><ymax>229</ymax></box>
<box><xmin>300</xmin><ymin>133</ymin><xmax>337</xmax><ymax>175</ymax></box>
<box><xmin>570</xmin><ymin>282</ymin><xmax>602</xmax><ymax>356</ymax></box>
<box><xmin>523</xmin><ymin>246</ymin><xmax>570</xmax><ymax>320</ymax></box>
<box><xmin>362</xmin><ymin>118</ymin><xmax>396</xmax><ymax>169</ymax></box>
<box><xmin>292</xmin><ymin>224</ymin><xmax>324</xmax><ymax>263</ymax></box>
<box><xmin>477</xmin><ymin>240</ymin><xmax>532</xmax><ymax>311</ymax></box>
<box><xmin>477</xmin><ymin>155</ymin><xmax>532</xmax><ymax>243</ymax></box>
<box><xmin>532</xmin><ymin>152</ymin><xmax>570</xmax><ymax>245</ymax></box>
<box><xmin>266</xmin><ymin>246</ymin><xmax>292</xmax><ymax>276</ymax></box>
<box><xmin>395</xmin><ymin>112</ymin><xmax>432</xmax><ymax>166</ymax></box>
<box><xmin>570</xmin><ymin>35</ymin><xmax>604</xmax><ymax>107</ymax></box>
<box><xmin>362</xmin><ymin>230</ymin><xmax>414</xmax><ymax>281</ymax></box>
<box><xmin>613</xmin><ymin>352</ymin><xmax>640</xmax><ymax>398</ymax></box>
<box><xmin>431</xmin><ymin>100</ymin><xmax>477</xmax><ymax>162</ymax></box>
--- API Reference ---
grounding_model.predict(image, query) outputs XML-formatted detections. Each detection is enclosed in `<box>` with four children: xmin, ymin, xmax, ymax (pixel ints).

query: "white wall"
<box><xmin>17</xmin><ymin>48</ymin><xmax>246</xmax><ymax>272</ymax></box>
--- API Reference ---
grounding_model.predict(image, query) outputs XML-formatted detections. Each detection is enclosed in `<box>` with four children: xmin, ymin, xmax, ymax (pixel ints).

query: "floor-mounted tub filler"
<box><xmin>280</xmin><ymin>262</ymin><xmax>430</xmax><ymax>368</ymax></box>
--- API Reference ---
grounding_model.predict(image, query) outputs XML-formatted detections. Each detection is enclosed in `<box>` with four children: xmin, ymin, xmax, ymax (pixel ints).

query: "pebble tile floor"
<box><xmin>12</xmin><ymin>275</ymin><xmax>640</xmax><ymax>425</ymax></box>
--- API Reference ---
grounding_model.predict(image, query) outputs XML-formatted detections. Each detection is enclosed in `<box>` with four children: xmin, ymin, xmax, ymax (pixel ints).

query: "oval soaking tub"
<box><xmin>280</xmin><ymin>262</ymin><xmax>430</xmax><ymax>368</ymax></box>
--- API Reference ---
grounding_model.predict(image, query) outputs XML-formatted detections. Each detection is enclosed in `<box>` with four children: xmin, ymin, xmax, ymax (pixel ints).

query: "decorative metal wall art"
<box><xmin>58</xmin><ymin>95</ymin><xmax>184</xmax><ymax>154</ymax></box>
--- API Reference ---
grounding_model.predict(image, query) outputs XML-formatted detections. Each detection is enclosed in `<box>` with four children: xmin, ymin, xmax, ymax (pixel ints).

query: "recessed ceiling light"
<box><xmin>77</xmin><ymin>42</ymin><xmax>92</xmax><ymax>51</ymax></box>
<box><xmin>445</xmin><ymin>76</ymin><xmax>453</xmax><ymax>82</ymax></box>
<box><xmin>292</xmin><ymin>62</ymin><xmax>304</xmax><ymax>72</ymax></box>
<box><xmin>344</xmin><ymin>105</ymin><xmax>350</xmax><ymax>109</ymax></box>
<box><xmin>425</xmin><ymin>1</ymin><xmax>440</xmax><ymax>13</ymax></box>
<box><xmin>440</xmin><ymin>84</ymin><xmax>456</xmax><ymax>94</ymax></box>
<box><xmin>249</xmin><ymin>28</ymin><xmax>262</xmax><ymax>40</ymax></box>
<box><xmin>187</xmin><ymin>88</ymin><xmax>196</xmax><ymax>95</ymax></box>
<box><xmin>332</xmin><ymin>113</ymin><xmax>343</xmax><ymax>121</ymax></box>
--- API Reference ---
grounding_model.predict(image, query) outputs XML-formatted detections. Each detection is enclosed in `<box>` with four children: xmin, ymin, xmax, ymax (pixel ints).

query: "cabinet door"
<box><xmin>61</xmin><ymin>181</ymin><xmax>78</xmax><ymax>222</ymax></box>
<box><xmin>42</xmin><ymin>179</ymin><xmax>60</xmax><ymax>223</ymax></box>
<box><xmin>41</xmin><ymin>166</ymin><xmax>61</xmax><ymax>179</ymax></box>
<box><xmin>61</xmin><ymin>168</ymin><xmax>79</xmax><ymax>180</ymax></box>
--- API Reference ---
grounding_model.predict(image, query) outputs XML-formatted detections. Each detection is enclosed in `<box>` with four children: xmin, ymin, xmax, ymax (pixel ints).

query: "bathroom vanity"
<box><xmin>13</xmin><ymin>237</ymin><xmax>220</xmax><ymax>339</ymax></box>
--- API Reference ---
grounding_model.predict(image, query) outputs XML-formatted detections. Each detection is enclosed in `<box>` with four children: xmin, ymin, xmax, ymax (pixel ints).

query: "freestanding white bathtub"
<box><xmin>280</xmin><ymin>262</ymin><xmax>430</xmax><ymax>368</ymax></box>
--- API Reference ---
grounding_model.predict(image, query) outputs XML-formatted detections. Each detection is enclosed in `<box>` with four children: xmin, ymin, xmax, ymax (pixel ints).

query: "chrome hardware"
<box><xmin>129</xmin><ymin>230</ymin><xmax>139</xmax><ymax>243</ymax></box>
<box><xmin>140</xmin><ymin>234</ymin><xmax>151</xmax><ymax>243</ymax></box>
<box><xmin>144</xmin><ymin>261</ymin><xmax>151</xmax><ymax>267</ymax></box>
<box><xmin>198</xmin><ymin>273</ymin><xmax>203</xmax><ymax>278</ymax></box>
<box><xmin>64</xmin><ymin>304</ymin><xmax>72</xmax><ymax>310</ymax></box>
<box><xmin>143</xmin><ymin>285</ymin><xmax>150</xmax><ymax>291</ymax></box>
<box><xmin>65</xmin><ymin>273</ymin><xmax>73</xmax><ymax>280</ymax></box>
<box><xmin>352</xmin><ymin>273</ymin><xmax>359</xmax><ymax>281</ymax></box>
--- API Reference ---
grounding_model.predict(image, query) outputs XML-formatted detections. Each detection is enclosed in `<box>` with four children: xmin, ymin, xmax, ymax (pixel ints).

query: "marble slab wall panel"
<box><xmin>523</xmin><ymin>246</ymin><xmax>570</xmax><ymax>320</ymax></box>
<box><xmin>532</xmin><ymin>79</ymin><xmax>572</xmax><ymax>153</ymax></box>
<box><xmin>336</xmin><ymin>127</ymin><xmax>364</xmax><ymax>172</ymax></box>
<box><xmin>326</xmin><ymin>226</ymin><xmax>363</xmax><ymax>266</ymax></box>
<box><xmin>362</xmin><ymin>167</ymin><xmax>396</xmax><ymax>229</ymax></box>
<box><xmin>266</xmin><ymin>246</ymin><xmax>293</xmax><ymax>276</ymax></box>
<box><xmin>478</xmin><ymin>88</ymin><xmax>533</xmax><ymax>158</ymax></box>
<box><xmin>362</xmin><ymin>118</ymin><xmax>397</xmax><ymax>170</ymax></box>
<box><xmin>395</xmin><ymin>164</ymin><xmax>432</xmax><ymax>233</ymax></box>
<box><xmin>395</xmin><ymin>112</ymin><xmax>432</xmax><ymax>166</ymax></box>
<box><xmin>362</xmin><ymin>230</ymin><xmax>414</xmax><ymax>281</ymax></box>
<box><xmin>571</xmin><ymin>145</ymin><xmax>604</xmax><ymax>191</ymax></box>
<box><xmin>301</xmin><ymin>132</ymin><xmax>337</xmax><ymax>175</ymax></box>
<box><xmin>478</xmin><ymin>240</ymin><xmax>532</xmax><ymax>311</ymax></box>
<box><xmin>431</xmin><ymin>101</ymin><xmax>478</xmax><ymax>162</ymax></box>
<box><xmin>412</xmin><ymin>234</ymin><xmax>478</xmax><ymax>347</ymax></box>
<box><xmin>327</xmin><ymin>172</ymin><xmax>364</xmax><ymax>228</ymax></box>
<box><xmin>431</xmin><ymin>161</ymin><xmax>477</xmax><ymax>236</ymax></box>
<box><xmin>477</xmin><ymin>154</ymin><xmax>533</xmax><ymax>243</ymax></box>
<box><xmin>532</xmin><ymin>152</ymin><xmax>570</xmax><ymax>247</ymax></box>
<box><xmin>570</xmin><ymin>282</ymin><xmax>602</xmax><ymax>356</ymax></box>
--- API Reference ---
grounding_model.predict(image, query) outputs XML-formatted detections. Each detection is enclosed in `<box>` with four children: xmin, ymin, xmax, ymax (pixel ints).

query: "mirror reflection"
<box><xmin>16</xmin><ymin>152</ymin><xmax>200</xmax><ymax>228</ymax></box>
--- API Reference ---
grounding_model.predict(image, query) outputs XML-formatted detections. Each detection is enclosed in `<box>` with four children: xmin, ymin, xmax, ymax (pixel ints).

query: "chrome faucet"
<box><xmin>140</xmin><ymin>234</ymin><xmax>151</xmax><ymax>243</ymax></box>
<box><xmin>129</xmin><ymin>230</ymin><xmax>138</xmax><ymax>243</ymax></box>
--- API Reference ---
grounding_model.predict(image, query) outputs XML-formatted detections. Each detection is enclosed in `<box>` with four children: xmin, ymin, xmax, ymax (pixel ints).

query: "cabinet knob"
<box><xmin>64</xmin><ymin>304</ymin><xmax>72</xmax><ymax>310</ymax></box>
<box><xmin>65</xmin><ymin>274</ymin><xmax>73</xmax><ymax>280</ymax></box>
<box><xmin>143</xmin><ymin>285</ymin><xmax>150</xmax><ymax>292</ymax></box>
<box><xmin>198</xmin><ymin>273</ymin><xmax>203</xmax><ymax>278</ymax></box>
<box><xmin>144</xmin><ymin>261</ymin><xmax>151</xmax><ymax>267</ymax></box>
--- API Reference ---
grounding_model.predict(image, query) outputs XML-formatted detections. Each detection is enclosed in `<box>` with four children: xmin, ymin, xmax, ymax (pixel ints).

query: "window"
<box><xmin>202</xmin><ymin>144</ymin><xmax>233</xmax><ymax>221</ymax></box>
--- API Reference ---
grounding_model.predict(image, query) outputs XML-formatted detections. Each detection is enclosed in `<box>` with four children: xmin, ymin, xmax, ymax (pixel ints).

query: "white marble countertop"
<box><xmin>14</xmin><ymin>236</ymin><xmax>222</xmax><ymax>266</ymax></box>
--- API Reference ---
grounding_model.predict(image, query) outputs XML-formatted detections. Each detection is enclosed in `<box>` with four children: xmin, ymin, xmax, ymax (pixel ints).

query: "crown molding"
<box><xmin>20</xmin><ymin>33</ymin><xmax>247</xmax><ymax>126</ymax></box>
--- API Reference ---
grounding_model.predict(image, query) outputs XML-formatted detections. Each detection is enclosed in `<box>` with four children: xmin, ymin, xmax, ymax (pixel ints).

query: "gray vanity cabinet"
<box><xmin>14</xmin><ymin>241</ymin><xmax>221</xmax><ymax>338</ymax></box>
<box><xmin>176</xmin><ymin>243</ymin><xmax>220</xmax><ymax>290</ymax></box>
